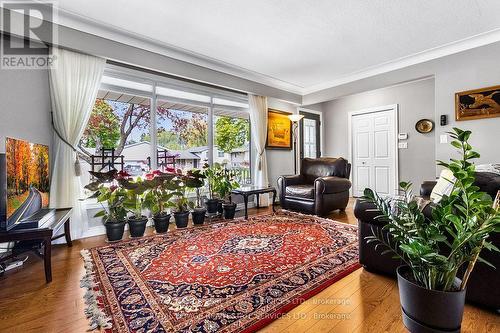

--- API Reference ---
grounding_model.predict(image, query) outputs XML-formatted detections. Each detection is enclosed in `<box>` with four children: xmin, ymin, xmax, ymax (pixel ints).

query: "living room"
<box><xmin>0</xmin><ymin>1</ymin><xmax>499</xmax><ymax>332</ymax></box>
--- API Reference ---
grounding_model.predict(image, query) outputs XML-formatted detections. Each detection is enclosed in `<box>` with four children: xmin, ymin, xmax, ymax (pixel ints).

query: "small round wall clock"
<box><xmin>415</xmin><ymin>119</ymin><xmax>434</xmax><ymax>133</ymax></box>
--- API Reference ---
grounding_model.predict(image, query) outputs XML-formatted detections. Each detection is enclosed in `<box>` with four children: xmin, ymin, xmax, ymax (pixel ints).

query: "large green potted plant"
<box><xmin>185</xmin><ymin>169</ymin><xmax>207</xmax><ymax>225</ymax></box>
<box><xmin>143</xmin><ymin>170</ymin><xmax>176</xmax><ymax>233</ymax></box>
<box><xmin>121</xmin><ymin>176</ymin><xmax>149</xmax><ymax>238</ymax></box>
<box><xmin>170</xmin><ymin>175</ymin><xmax>191</xmax><ymax>228</ymax></box>
<box><xmin>202</xmin><ymin>163</ymin><xmax>223</xmax><ymax>215</ymax></box>
<box><xmin>94</xmin><ymin>185</ymin><xmax>128</xmax><ymax>242</ymax></box>
<box><xmin>85</xmin><ymin>170</ymin><xmax>128</xmax><ymax>242</ymax></box>
<box><xmin>363</xmin><ymin>128</ymin><xmax>500</xmax><ymax>333</ymax></box>
<box><xmin>215</xmin><ymin>169</ymin><xmax>240</xmax><ymax>219</ymax></box>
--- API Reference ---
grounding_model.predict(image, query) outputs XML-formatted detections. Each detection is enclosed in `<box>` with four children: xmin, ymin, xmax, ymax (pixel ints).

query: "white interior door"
<box><xmin>351</xmin><ymin>108</ymin><xmax>397</xmax><ymax>197</ymax></box>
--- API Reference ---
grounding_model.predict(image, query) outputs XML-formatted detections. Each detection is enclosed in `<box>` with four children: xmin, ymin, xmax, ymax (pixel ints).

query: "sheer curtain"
<box><xmin>248</xmin><ymin>95</ymin><xmax>270</xmax><ymax>206</ymax></box>
<box><xmin>48</xmin><ymin>48</ymin><xmax>106</xmax><ymax>239</ymax></box>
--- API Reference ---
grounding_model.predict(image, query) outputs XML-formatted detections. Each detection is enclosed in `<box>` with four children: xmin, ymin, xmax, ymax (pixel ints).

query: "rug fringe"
<box><xmin>80</xmin><ymin>249</ymin><xmax>113</xmax><ymax>331</ymax></box>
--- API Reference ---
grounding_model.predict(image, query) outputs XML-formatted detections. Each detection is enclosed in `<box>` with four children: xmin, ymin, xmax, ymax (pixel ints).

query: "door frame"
<box><xmin>347</xmin><ymin>104</ymin><xmax>399</xmax><ymax>197</ymax></box>
<box><xmin>298</xmin><ymin>107</ymin><xmax>323</xmax><ymax>158</ymax></box>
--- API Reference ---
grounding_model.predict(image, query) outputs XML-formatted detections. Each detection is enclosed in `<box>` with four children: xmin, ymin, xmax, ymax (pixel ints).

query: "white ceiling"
<box><xmin>55</xmin><ymin>0</ymin><xmax>500</xmax><ymax>95</ymax></box>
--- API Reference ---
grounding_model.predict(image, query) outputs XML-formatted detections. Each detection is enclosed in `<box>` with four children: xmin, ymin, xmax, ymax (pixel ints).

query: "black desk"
<box><xmin>0</xmin><ymin>208</ymin><xmax>72</xmax><ymax>283</ymax></box>
<box><xmin>231</xmin><ymin>186</ymin><xmax>277</xmax><ymax>219</ymax></box>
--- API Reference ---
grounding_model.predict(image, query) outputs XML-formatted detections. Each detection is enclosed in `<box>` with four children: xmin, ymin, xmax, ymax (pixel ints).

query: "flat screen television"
<box><xmin>0</xmin><ymin>137</ymin><xmax>50</xmax><ymax>231</ymax></box>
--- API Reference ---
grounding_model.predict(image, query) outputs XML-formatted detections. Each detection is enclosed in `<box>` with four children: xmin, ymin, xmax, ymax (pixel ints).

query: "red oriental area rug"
<box><xmin>80</xmin><ymin>211</ymin><xmax>359</xmax><ymax>333</ymax></box>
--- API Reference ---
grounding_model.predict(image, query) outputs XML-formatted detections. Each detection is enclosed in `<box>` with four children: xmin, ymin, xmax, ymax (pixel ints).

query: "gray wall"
<box><xmin>305</xmin><ymin>41</ymin><xmax>500</xmax><ymax>177</ymax></box>
<box><xmin>266</xmin><ymin>98</ymin><xmax>298</xmax><ymax>189</ymax></box>
<box><xmin>0</xmin><ymin>41</ymin><xmax>52</xmax><ymax>152</ymax></box>
<box><xmin>433</xmin><ymin>44</ymin><xmax>500</xmax><ymax>166</ymax></box>
<box><xmin>321</xmin><ymin>78</ymin><xmax>436</xmax><ymax>188</ymax></box>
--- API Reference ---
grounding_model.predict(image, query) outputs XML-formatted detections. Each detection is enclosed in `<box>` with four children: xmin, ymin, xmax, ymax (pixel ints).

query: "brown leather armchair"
<box><xmin>277</xmin><ymin>158</ymin><xmax>351</xmax><ymax>216</ymax></box>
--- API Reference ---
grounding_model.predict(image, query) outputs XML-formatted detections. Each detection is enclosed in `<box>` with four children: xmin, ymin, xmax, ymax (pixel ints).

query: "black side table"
<box><xmin>0</xmin><ymin>208</ymin><xmax>72</xmax><ymax>283</ymax></box>
<box><xmin>231</xmin><ymin>186</ymin><xmax>277</xmax><ymax>219</ymax></box>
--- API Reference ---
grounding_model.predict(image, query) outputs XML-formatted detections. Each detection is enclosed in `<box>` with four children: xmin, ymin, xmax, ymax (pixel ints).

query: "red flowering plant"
<box><xmin>185</xmin><ymin>169</ymin><xmax>206</xmax><ymax>208</ymax></box>
<box><xmin>84</xmin><ymin>170</ymin><xmax>128</xmax><ymax>223</ymax></box>
<box><xmin>142</xmin><ymin>170</ymin><xmax>178</xmax><ymax>217</ymax></box>
<box><xmin>160</xmin><ymin>168</ymin><xmax>204</xmax><ymax>213</ymax></box>
<box><xmin>119</xmin><ymin>175</ymin><xmax>151</xmax><ymax>220</ymax></box>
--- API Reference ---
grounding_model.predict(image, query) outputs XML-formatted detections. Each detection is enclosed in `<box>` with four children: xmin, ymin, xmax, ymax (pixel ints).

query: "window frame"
<box><xmin>94</xmin><ymin>65</ymin><xmax>251</xmax><ymax>182</ymax></box>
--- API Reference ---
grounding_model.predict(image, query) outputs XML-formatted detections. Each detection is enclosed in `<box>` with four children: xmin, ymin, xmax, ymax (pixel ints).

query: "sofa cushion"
<box><xmin>285</xmin><ymin>185</ymin><xmax>315</xmax><ymax>199</ymax></box>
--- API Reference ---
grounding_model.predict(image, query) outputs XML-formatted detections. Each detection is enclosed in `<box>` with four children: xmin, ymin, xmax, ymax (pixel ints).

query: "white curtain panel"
<box><xmin>248</xmin><ymin>95</ymin><xmax>270</xmax><ymax>206</ymax></box>
<box><xmin>48</xmin><ymin>48</ymin><xmax>106</xmax><ymax>239</ymax></box>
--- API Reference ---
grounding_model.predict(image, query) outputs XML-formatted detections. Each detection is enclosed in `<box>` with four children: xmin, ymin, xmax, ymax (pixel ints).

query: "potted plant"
<box><xmin>143</xmin><ymin>170</ymin><xmax>175</xmax><ymax>233</ymax></box>
<box><xmin>363</xmin><ymin>128</ymin><xmax>500</xmax><ymax>333</ymax></box>
<box><xmin>202</xmin><ymin>163</ymin><xmax>222</xmax><ymax>215</ymax></box>
<box><xmin>186</xmin><ymin>169</ymin><xmax>207</xmax><ymax>225</ymax></box>
<box><xmin>215</xmin><ymin>169</ymin><xmax>240</xmax><ymax>219</ymax></box>
<box><xmin>170</xmin><ymin>174</ymin><xmax>190</xmax><ymax>228</ymax></box>
<box><xmin>85</xmin><ymin>170</ymin><xmax>128</xmax><ymax>242</ymax></box>
<box><xmin>121</xmin><ymin>175</ymin><xmax>149</xmax><ymax>238</ymax></box>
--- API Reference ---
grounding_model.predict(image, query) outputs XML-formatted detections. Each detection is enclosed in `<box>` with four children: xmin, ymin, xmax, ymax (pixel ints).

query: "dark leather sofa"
<box><xmin>354</xmin><ymin>172</ymin><xmax>500</xmax><ymax>311</ymax></box>
<box><xmin>277</xmin><ymin>157</ymin><xmax>351</xmax><ymax>216</ymax></box>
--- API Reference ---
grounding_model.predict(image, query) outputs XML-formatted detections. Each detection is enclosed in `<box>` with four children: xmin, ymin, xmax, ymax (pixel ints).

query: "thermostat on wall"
<box><xmin>398</xmin><ymin>133</ymin><xmax>408</xmax><ymax>140</ymax></box>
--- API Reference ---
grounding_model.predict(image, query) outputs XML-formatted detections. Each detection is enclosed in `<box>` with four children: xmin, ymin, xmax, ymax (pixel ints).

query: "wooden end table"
<box><xmin>231</xmin><ymin>186</ymin><xmax>277</xmax><ymax>219</ymax></box>
<box><xmin>0</xmin><ymin>208</ymin><xmax>73</xmax><ymax>283</ymax></box>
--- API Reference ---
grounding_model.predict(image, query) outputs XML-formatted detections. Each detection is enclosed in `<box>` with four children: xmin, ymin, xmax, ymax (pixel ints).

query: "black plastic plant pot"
<box><xmin>192</xmin><ymin>208</ymin><xmax>206</xmax><ymax>225</ymax></box>
<box><xmin>397</xmin><ymin>266</ymin><xmax>466</xmax><ymax>333</ymax></box>
<box><xmin>153</xmin><ymin>213</ymin><xmax>171</xmax><ymax>233</ymax></box>
<box><xmin>217</xmin><ymin>200</ymin><xmax>224</xmax><ymax>215</ymax></box>
<box><xmin>174</xmin><ymin>211</ymin><xmax>190</xmax><ymax>228</ymax></box>
<box><xmin>128</xmin><ymin>216</ymin><xmax>148</xmax><ymax>238</ymax></box>
<box><xmin>205</xmin><ymin>199</ymin><xmax>219</xmax><ymax>214</ymax></box>
<box><xmin>223</xmin><ymin>202</ymin><xmax>237</xmax><ymax>219</ymax></box>
<box><xmin>104</xmin><ymin>220</ymin><xmax>126</xmax><ymax>242</ymax></box>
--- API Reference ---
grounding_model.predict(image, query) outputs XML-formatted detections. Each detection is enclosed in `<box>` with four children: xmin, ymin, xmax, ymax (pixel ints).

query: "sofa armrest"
<box><xmin>420</xmin><ymin>181</ymin><xmax>437</xmax><ymax>199</ymax></box>
<box><xmin>315</xmin><ymin>176</ymin><xmax>351</xmax><ymax>194</ymax></box>
<box><xmin>277</xmin><ymin>174</ymin><xmax>304</xmax><ymax>191</ymax></box>
<box><xmin>353</xmin><ymin>199</ymin><xmax>387</xmax><ymax>227</ymax></box>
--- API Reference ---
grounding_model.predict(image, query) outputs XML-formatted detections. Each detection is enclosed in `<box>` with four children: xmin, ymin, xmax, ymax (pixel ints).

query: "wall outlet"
<box><xmin>398</xmin><ymin>142</ymin><xmax>408</xmax><ymax>149</ymax></box>
<box><xmin>440</xmin><ymin>134</ymin><xmax>448</xmax><ymax>144</ymax></box>
<box><xmin>398</xmin><ymin>133</ymin><xmax>408</xmax><ymax>140</ymax></box>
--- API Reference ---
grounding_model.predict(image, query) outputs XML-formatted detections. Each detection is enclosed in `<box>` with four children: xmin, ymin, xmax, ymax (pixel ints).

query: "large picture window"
<box><xmin>156</xmin><ymin>100</ymin><xmax>209</xmax><ymax>171</ymax></box>
<box><xmin>79</xmin><ymin>68</ymin><xmax>250</xmax><ymax>186</ymax></box>
<box><xmin>213</xmin><ymin>109</ymin><xmax>251</xmax><ymax>184</ymax></box>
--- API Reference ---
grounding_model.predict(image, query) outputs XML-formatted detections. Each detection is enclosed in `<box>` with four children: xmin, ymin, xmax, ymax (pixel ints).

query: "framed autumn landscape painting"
<box><xmin>5</xmin><ymin>137</ymin><xmax>50</xmax><ymax>221</ymax></box>
<box><xmin>266</xmin><ymin>109</ymin><xmax>292</xmax><ymax>149</ymax></box>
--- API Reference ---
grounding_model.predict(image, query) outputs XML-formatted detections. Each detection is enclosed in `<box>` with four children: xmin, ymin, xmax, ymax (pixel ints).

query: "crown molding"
<box><xmin>39</xmin><ymin>5</ymin><xmax>500</xmax><ymax>97</ymax></box>
<box><xmin>301</xmin><ymin>28</ymin><xmax>500</xmax><ymax>95</ymax></box>
<box><xmin>54</xmin><ymin>7</ymin><xmax>305</xmax><ymax>95</ymax></box>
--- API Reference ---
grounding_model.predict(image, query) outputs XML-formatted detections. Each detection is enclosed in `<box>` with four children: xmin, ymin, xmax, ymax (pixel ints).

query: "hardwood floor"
<box><xmin>0</xmin><ymin>200</ymin><xmax>498</xmax><ymax>333</ymax></box>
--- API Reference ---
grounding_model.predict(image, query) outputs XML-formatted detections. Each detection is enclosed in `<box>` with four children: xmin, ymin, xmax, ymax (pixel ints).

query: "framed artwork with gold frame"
<box><xmin>266</xmin><ymin>109</ymin><xmax>292</xmax><ymax>150</ymax></box>
<box><xmin>455</xmin><ymin>85</ymin><xmax>500</xmax><ymax>121</ymax></box>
